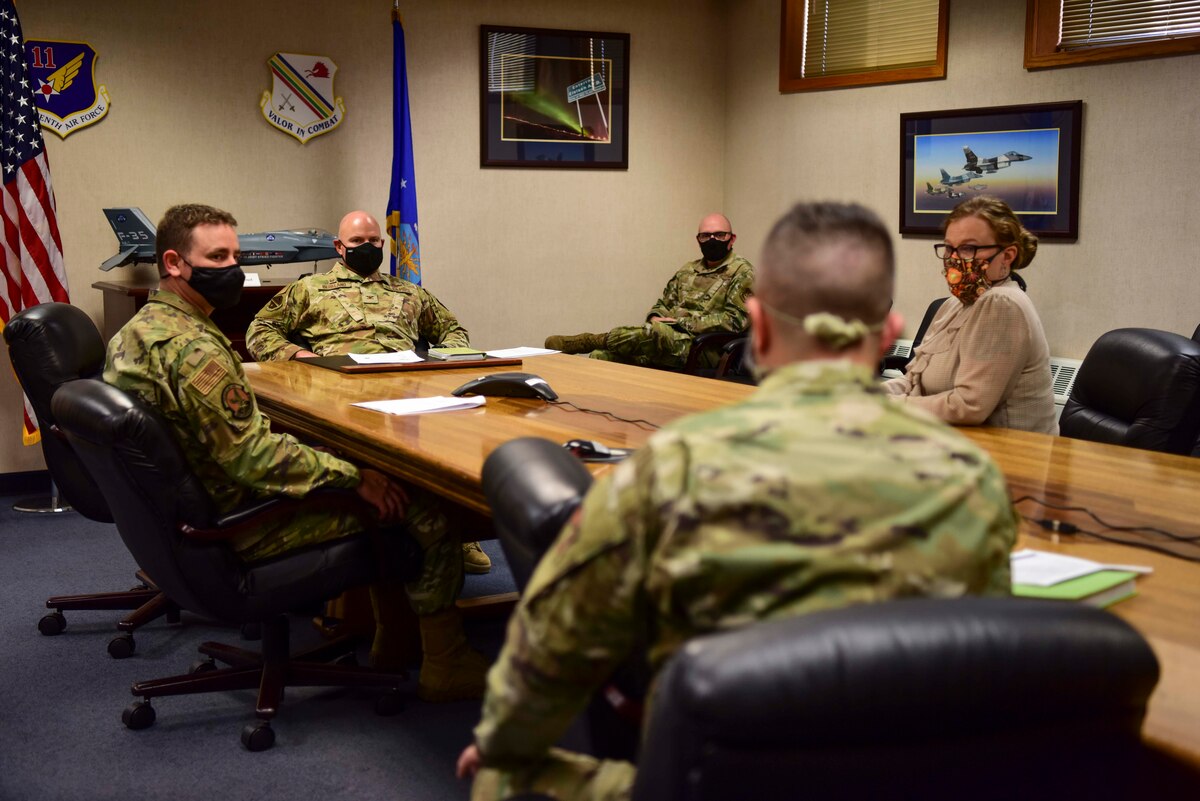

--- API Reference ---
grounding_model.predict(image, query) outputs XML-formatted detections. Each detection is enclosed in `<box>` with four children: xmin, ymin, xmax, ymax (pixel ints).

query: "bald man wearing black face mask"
<box><xmin>245</xmin><ymin>210</ymin><xmax>468</xmax><ymax>362</ymax></box>
<box><xmin>245</xmin><ymin>210</ymin><xmax>492</xmax><ymax>576</ymax></box>
<box><xmin>545</xmin><ymin>212</ymin><xmax>754</xmax><ymax>370</ymax></box>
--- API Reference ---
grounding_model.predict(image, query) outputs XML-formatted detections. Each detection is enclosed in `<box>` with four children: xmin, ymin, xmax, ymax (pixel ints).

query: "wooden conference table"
<box><xmin>244</xmin><ymin>354</ymin><xmax>1200</xmax><ymax>764</ymax></box>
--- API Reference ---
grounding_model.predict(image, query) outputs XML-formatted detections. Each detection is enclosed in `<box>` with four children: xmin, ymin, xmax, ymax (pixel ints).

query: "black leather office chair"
<box><xmin>483</xmin><ymin>437</ymin><xmax>593</xmax><ymax>591</ymax></box>
<box><xmin>881</xmin><ymin>296</ymin><xmax>948</xmax><ymax>374</ymax></box>
<box><xmin>712</xmin><ymin>336</ymin><xmax>754</xmax><ymax>384</ymax></box>
<box><xmin>631</xmin><ymin>598</ymin><xmax>1167</xmax><ymax>801</ymax></box>
<box><xmin>1060</xmin><ymin>328</ymin><xmax>1200</xmax><ymax>456</ymax></box>
<box><xmin>3</xmin><ymin>302</ymin><xmax>177</xmax><ymax>657</ymax></box>
<box><xmin>52</xmin><ymin>378</ymin><xmax>419</xmax><ymax>751</ymax></box>
<box><xmin>482</xmin><ymin>438</ymin><xmax>1178</xmax><ymax>800</ymax></box>
<box><xmin>681</xmin><ymin>331</ymin><xmax>745</xmax><ymax>376</ymax></box>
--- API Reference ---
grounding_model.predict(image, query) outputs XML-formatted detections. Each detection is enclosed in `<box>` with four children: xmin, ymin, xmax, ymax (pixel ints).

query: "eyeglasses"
<box><xmin>934</xmin><ymin>243</ymin><xmax>1002</xmax><ymax>261</ymax></box>
<box><xmin>696</xmin><ymin>231</ymin><xmax>732</xmax><ymax>243</ymax></box>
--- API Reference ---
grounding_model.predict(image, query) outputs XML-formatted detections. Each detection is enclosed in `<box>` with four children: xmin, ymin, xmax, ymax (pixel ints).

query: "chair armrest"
<box><xmin>685</xmin><ymin>331</ymin><xmax>742</xmax><ymax>373</ymax></box>
<box><xmin>180</xmin><ymin>489</ymin><xmax>375</xmax><ymax>541</ymax></box>
<box><xmin>715</xmin><ymin>336</ymin><xmax>749</xmax><ymax>379</ymax></box>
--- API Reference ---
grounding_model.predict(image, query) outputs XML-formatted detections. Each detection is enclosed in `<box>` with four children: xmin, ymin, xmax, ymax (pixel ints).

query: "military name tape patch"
<box><xmin>26</xmin><ymin>39</ymin><xmax>110</xmax><ymax>139</ymax></box>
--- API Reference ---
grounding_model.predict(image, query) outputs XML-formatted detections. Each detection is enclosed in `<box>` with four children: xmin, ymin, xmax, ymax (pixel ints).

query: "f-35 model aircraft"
<box><xmin>100</xmin><ymin>207</ymin><xmax>339</xmax><ymax>271</ymax></box>
<box><xmin>962</xmin><ymin>146</ymin><xmax>1032</xmax><ymax>175</ymax></box>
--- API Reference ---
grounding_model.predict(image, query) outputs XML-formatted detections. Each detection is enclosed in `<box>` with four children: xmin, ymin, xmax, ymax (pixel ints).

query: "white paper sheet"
<box><xmin>1010</xmin><ymin>548</ymin><xmax>1152</xmax><ymax>587</ymax></box>
<box><xmin>347</xmin><ymin>350</ymin><xmax>423</xmax><ymax>365</ymax></box>
<box><xmin>352</xmin><ymin>395</ymin><xmax>486</xmax><ymax>416</ymax></box>
<box><xmin>484</xmin><ymin>346</ymin><xmax>559</xmax><ymax>358</ymax></box>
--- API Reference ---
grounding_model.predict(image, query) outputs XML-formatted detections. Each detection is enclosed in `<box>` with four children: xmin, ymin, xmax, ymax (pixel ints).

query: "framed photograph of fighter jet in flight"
<box><xmin>480</xmin><ymin>25</ymin><xmax>630</xmax><ymax>169</ymax></box>
<box><xmin>899</xmin><ymin>101</ymin><xmax>1083</xmax><ymax>239</ymax></box>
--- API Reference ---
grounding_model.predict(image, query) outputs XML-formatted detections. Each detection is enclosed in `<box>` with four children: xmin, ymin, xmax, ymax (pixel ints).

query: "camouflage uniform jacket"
<box><xmin>245</xmin><ymin>261</ymin><xmax>469</xmax><ymax>361</ymax></box>
<box><xmin>104</xmin><ymin>290</ymin><xmax>361</xmax><ymax>557</ymax></box>
<box><xmin>647</xmin><ymin>251</ymin><xmax>754</xmax><ymax>335</ymax></box>
<box><xmin>474</xmin><ymin>360</ymin><xmax>1016</xmax><ymax>765</ymax></box>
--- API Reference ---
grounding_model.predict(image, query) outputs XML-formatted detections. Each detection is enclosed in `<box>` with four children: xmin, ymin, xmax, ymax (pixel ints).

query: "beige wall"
<box><xmin>6</xmin><ymin>0</ymin><xmax>1198</xmax><ymax>477</ymax></box>
<box><xmin>1</xmin><ymin>0</ymin><xmax>726</xmax><ymax>475</ymax></box>
<box><xmin>726</xmin><ymin>0</ymin><xmax>1200</xmax><ymax>360</ymax></box>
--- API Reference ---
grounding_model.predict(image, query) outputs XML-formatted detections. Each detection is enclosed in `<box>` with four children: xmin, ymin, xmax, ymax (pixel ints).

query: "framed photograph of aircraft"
<box><xmin>899</xmin><ymin>100</ymin><xmax>1083</xmax><ymax>239</ymax></box>
<box><xmin>480</xmin><ymin>25</ymin><xmax>630</xmax><ymax>169</ymax></box>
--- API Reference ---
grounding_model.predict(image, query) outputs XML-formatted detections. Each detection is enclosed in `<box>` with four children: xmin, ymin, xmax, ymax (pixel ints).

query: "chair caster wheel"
<box><xmin>374</xmin><ymin>691</ymin><xmax>405</xmax><ymax>717</ymax></box>
<box><xmin>122</xmin><ymin>701</ymin><xmax>156</xmax><ymax>730</ymax></box>
<box><xmin>38</xmin><ymin>612</ymin><xmax>66</xmax><ymax>636</ymax></box>
<box><xmin>189</xmin><ymin>657</ymin><xmax>217</xmax><ymax>674</ymax></box>
<box><xmin>241</xmin><ymin>721</ymin><xmax>275</xmax><ymax>752</ymax></box>
<box><xmin>108</xmin><ymin>633</ymin><xmax>135</xmax><ymax>659</ymax></box>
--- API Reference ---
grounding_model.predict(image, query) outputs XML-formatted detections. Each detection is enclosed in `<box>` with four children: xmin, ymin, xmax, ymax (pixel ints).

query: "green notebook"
<box><xmin>1013</xmin><ymin>570</ymin><xmax>1137</xmax><ymax>608</ymax></box>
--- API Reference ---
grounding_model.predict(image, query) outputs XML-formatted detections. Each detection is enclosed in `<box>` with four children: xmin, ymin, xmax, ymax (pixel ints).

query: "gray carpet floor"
<box><xmin>0</xmin><ymin>493</ymin><xmax>515</xmax><ymax>801</ymax></box>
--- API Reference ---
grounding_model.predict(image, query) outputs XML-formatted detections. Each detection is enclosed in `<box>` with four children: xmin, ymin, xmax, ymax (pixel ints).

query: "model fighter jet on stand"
<box><xmin>100</xmin><ymin>207</ymin><xmax>339</xmax><ymax>271</ymax></box>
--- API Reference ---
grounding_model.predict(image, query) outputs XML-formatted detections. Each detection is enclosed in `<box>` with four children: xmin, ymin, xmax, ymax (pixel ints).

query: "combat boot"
<box><xmin>417</xmin><ymin>606</ymin><xmax>491</xmax><ymax>702</ymax></box>
<box><xmin>545</xmin><ymin>332</ymin><xmax>608</xmax><ymax>354</ymax></box>
<box><xmin>462</xmin><ymin>540</ymin><xmax>492</xmax><ymax>574</ymax></box>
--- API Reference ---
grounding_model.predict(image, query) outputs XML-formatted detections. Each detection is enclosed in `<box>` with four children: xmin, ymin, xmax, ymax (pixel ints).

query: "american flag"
<box><xmin>0</xmin><ymin>0</ymin><xmax>69</xmax><ymax>445</ymax></box>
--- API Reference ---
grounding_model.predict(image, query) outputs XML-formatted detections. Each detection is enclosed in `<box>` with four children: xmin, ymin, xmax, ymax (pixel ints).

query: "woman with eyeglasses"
<box><xmin>883</xmin><ymin>196</ymin><xmax>1057</xmax><ymax>434</ymax></box>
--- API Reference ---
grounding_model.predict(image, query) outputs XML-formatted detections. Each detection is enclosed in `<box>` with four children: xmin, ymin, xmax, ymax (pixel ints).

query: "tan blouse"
<box><xmin>883</xmin><ymin>283</ymin><xmax>1058</xmax><ymax>434</ymax></box>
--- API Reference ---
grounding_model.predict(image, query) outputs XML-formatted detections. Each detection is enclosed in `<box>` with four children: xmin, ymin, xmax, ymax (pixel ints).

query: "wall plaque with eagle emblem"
<box><xmin>25</xmin><ymin>39</ymin><xmax>110</xmax><ymax>138</ymax></box>
<box><xmin>259</xmin><ymin>52</ymin><xmax>345</xmax><ymax>144</ymax></box>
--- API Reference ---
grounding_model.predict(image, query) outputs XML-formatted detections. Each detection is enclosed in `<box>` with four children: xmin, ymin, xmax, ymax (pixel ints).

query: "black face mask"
<box><xmin>185</xmin><ymin>261</ymin><xmax>244</xmax><ymax>310</ymax></box>
<box><xmin>343</xmin><ymin>242</ymin><xmax>384</xmax><ymax>277</ymax></box>
<box><xmin>699</xmin><ymin>238</ymin><xmax>730</xmax><ymax>263</ymax></box>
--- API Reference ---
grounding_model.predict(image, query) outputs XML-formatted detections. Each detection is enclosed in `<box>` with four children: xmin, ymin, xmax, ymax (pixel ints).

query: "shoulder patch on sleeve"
<box><xmin>221</xmin><ymin>383</ymin><xmax>254</xmax><ymax>419</ymax></box>
<box><xmin>187</xmin><ymin>358</ymin><xmax>229</xmax><ymax>396</ymax></box>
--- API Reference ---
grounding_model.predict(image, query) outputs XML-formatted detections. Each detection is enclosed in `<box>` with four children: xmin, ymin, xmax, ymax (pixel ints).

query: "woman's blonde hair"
<box><xmin>942</xmin><ymin>196</ymin><xmax>1038</xmax><ymax>271</ymax></box>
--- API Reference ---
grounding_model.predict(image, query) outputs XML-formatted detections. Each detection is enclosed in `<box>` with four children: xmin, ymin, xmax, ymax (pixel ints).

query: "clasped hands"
<box><xmin>355</xmin><ymin>467</ymin><xmax>409</xmax><ymax>524</ymax></box>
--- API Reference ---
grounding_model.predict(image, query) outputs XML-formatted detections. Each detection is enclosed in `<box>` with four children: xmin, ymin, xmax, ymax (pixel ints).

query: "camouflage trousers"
<box><xmin>588</xmin><ymin>321</ymin><xmax>696</xmax><ymax>369</ymax></box>
<box><xmin>233</xmin><ymin>485</ymin><xmax>461</xmax><ymax>615</ymax></box>
<box><xmin>471</xmin><ymin>749</ymin><xmax>636</xmax><ymax>801</ymax></box>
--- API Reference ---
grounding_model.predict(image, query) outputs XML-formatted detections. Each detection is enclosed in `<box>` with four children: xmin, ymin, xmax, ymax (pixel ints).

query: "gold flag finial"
<box><xmin>392</xmin><ymin>1</ymin><xmax>402</xmax><ymax>24</ymax></box>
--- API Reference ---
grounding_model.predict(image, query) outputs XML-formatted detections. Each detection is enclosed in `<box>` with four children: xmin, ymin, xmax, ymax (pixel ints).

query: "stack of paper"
<box><xmin>347</xmin><ymin>351</ymin><xmax>423</xmax><ymax>365</ymax></box>
<box><xmin>352</xmin><ymin>396</ymin><xmax>487</xmax><ymax>416</ymax></box>
<box><xmin>1010</xmin><ymin>549</ymin><xmax>1150</xmax><ymax>608</ymax></box>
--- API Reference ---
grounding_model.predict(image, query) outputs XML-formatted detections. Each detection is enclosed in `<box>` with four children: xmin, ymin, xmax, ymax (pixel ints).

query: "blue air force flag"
<box><xmin>25</xmin><ymin>40</ymin><xmax>110</xmax><ymax>139</ymax></box>
<box><xmin>259</xmin><ymin>52</ymin><xmax>345</xmax><ymax>144</ymax></box>
<box><xmin>386</xmin><ymin>9</ymin><xmax>420</xmax><ymax>284</ymax></box>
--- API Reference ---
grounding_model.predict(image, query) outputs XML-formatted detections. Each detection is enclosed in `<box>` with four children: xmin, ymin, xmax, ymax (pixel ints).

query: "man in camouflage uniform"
<box><xmin>245</xmin><ymin>209</ymin><xmax>491</xmax><ymax>575</ymax></box>
<box><xmin>545</xmin><ymin>213</ymin><xmax>754</xmax><ymax>370</ymax></box>
<box><xmin>458</xmin><ymin>202</ymin><xmax>1017</xmax><ymax>799</ymax></box>
<box><xmin>245</xmin><ymin>209</ymin><xmax>468</xmax><ymax>361</ymax></box>
<box><xmin>104</xmin><ymin>204</ymin><xmax>488</xmax><ymax>702</ymax></box>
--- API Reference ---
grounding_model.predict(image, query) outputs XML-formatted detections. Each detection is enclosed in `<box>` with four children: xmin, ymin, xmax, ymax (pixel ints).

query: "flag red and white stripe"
<box><xmin>0</xmin><ymin>0</ymin><xmax>70</xmax><ymax>445</ymax></box>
